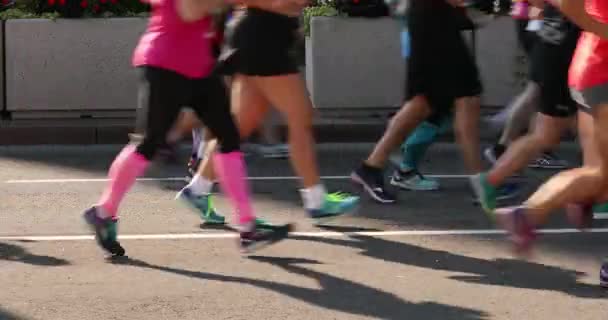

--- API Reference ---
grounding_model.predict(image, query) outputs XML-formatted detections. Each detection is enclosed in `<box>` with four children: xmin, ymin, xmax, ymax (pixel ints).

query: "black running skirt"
<box><xmin>216</xmin><ymin>8</ymin><xmax>300</xmax><ymax>76</ymax></box>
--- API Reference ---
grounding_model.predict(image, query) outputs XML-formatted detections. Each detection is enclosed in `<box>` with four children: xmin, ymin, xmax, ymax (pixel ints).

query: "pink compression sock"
<box><xmin>213</xmin><ymin>151</ymin><xmax>255</xmax><ymax>225</ymax></box>
<box><xmin>97</xmin><ymin>144</ymin><xmax>150</xmax><ymax>218</ymax></box>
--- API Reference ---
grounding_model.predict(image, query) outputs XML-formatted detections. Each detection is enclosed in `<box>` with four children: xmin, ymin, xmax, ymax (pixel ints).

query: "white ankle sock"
<box><xmin>300</xmin><ymin>184</ymin><xmax>326</xmax><ymax>210</ymax></box>
<box><xmin>187</xmin><ymin>175</ymin><xmax>214</xmax><ymax>195</ymax></box>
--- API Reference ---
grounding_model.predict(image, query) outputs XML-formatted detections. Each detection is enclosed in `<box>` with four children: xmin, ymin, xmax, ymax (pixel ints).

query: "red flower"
<box><xmin>1</xmin><ymin>0</ymin><xmax>9</xmax><ymax>4</ymax></box>
<box><xmin>100</xmin><ymin>0</ymin><xmax>107</xmax><ymax>3</ymax></box>
<box><xmin>47</xmin><ymin>0</ymin><xmax>56</xmax><ymax>5</ymax></box>
<box><xmin>58</xmin><ymin>0</ymin><xmax>65</xmax><ymax>5</ymax></box>
<box><xmin>110</xmin><ymin>0</ymin><xmax>117</xmax><ymax>3</ymax></box>
<box><xmin>93</xmin><ymin>3</ymin><xmax>100</xmax><ymax>11</ymax></box>
<box><xmin>80</xmin><ymin>0</ymin><xmax>87</xmax><ymax>7</ymax></box>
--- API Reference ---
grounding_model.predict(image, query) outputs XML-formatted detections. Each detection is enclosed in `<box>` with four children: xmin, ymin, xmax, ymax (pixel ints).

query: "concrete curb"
<box><xmin>0</xmin><ymin>118</ymin><xmax>515</xmax><ymax>145</ymax></box>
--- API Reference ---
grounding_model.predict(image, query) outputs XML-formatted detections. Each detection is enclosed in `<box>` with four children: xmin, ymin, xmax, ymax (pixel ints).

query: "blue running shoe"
<box><xmin>390</xmin><ymin>169</ymin><xmax>439</xmax><ymax>191</ymax></box>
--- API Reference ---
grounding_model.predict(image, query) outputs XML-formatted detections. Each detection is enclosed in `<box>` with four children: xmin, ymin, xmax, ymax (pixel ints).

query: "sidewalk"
<box><xmin>0</xmin><ymin>106</ymin><xmax>542</xmax><ymax>145</ymax></box>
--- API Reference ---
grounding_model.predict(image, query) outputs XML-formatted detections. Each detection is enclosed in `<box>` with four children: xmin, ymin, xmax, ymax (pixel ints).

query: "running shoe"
<box><xmin>600</xmin><ymin>259</ymin><xmax>608</xmax><ymax>288</ymax></box>
<box><xmin>470</xmin><ymin>173</ymin><xmax>498</xmax><ymax>213</ymax></box>
<box><xmin>593</xmin><ymin>202</ymin><xmax>608</xmax><ymax>214</ymax></box>
<box><xmin>566</xmin><ymin>203</ymin><xmax>594</xmax><ymax>230</ymax></box>
<box><xmin>495</xmin><ymin>206</ymin><xmax>537</xmax><ymax>255</ymax></box>
<box><xmin>390</xmin><ymin>169</ymin><xmax>439</xmax><ymax>191</ymax></box>
<box><xmin>176</xmin><ymin>187</ymin><xmax>226</xmax><ymax>225</ymax></box>
<box><xmin>240</xmin><ymin>224</ymin><xmax>292</xmax><ymax>254</ymax></box>
<box><xmin>176</xmin><ymin>186</ymin><xmax>272</xmax><ymax>227</ymax></box>
<box><xmin>308</xmin><ymin>192</ymin><xmax>360</xmax><ymax>222</ymax></box>
<box><xmin>83</xmin><ymin>207</ymin><xmax>125</xmax><ymax>257</ymax></box>
<box><xmin>470</xmin><ymin>181</ymin><xmax>520</xmax><ymax>207</ymax></box>
<box><xmin>528</xmin><ymin>152</ymin><xmax>569</xmax><ymax>169</ymax></box>
<box><xmin>351</xmin><ymin>164</ymin><xmax>396</xmax><ymax>204</ymax></box>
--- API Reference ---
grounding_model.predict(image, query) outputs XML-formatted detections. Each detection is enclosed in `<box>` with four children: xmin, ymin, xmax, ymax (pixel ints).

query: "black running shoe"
<box><xmin>351</xmin><ymin>164</ymin><xmax>396</xmax><ymax>204</ymax></box>
<box><xmin>239</xmin><ymin>224</ymin><xmax>292</xmax><ymax>254</ymax></box>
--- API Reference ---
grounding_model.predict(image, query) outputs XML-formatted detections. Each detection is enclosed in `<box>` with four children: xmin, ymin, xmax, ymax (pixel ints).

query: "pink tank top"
<box><xmin>132</xmin><ymin>0</ymin><xmax>215</xmax><ymax>78</ymax></box>
<box><xmin>569</xmin><ymin>0</ymin><xmax>608</xmax><ymax>90</ymax></box>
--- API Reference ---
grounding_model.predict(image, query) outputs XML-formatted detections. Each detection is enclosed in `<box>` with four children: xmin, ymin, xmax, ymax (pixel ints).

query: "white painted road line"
<box><xmin>4</xmin><ymin>174</ymin><xmax>469</xmax><ymax>184</ymax></box>
<box><xmin>2</xmin><ymin>228</ymin><xmax>608</xmax><ymax>242</ymax></box>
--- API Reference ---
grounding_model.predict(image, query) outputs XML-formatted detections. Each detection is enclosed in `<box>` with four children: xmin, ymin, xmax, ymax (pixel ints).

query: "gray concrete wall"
<box><xmin>306</xmin><ymin>16</ymin><xmax>521</xmax><ymax>109</ymax></box>
<box><xmin>5</xmin><ymin>18</ymin><xmax>147</xmax><ymax>112</ymax></box>
<box><xmin>307</xmin><ymin>17</ymin><xmax>405</xmax><ymax>109</ymax></box>
<box><xmin>476</xmin><ymin>16</ymin><xmax>522</xmax><ymax>107</ymax></box>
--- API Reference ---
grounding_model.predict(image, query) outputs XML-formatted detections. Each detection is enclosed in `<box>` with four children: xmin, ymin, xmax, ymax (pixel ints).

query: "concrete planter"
<box><xmin>5</xmin><ymin>18</ymin><xmax>147</xmax><ymax>117</ymax></box>
<box><xmin>305</xmin><ymin>16</ymin><xmax>520</xmax><ymax>111</ymax></box>
<box><xmin>306</xmin><ymin>16</ymin><xmax>404</xmax><ymax>110</ymax></box>
<box><xmin>475</xmin><ymin>17</ymin><xmax>521</xmax><ymax>107</ymax></box>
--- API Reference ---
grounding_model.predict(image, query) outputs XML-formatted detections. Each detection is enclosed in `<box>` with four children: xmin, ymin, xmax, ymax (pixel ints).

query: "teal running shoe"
<box><xmin>308</xmin><ymin>192</ymin><xmax>359</xmax><ymax>223</ymax></box>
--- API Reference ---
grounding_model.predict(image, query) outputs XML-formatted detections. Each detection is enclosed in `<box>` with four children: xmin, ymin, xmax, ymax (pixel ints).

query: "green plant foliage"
<box><xmin>303</xmin><ymin>4</ymin><xmax>341</xmax><ymax>36</ymax></box>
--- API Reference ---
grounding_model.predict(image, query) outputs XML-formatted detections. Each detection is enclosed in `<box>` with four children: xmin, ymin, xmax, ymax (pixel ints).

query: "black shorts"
<box><xmin>529</xmin><ymin>28</ymin><xmax>580</xmax><ymax>118</ymax></box>
<box><xmin>135</xmin><ymin>67</ymin><xmax>239</xmax><ymax>160</ymax></box>
<box><xmin>216</xmin><ymin>8</ymin><xmax>300</xmax><ymax>76</ymax></box>
<box><xmin>405</xmin><ymin>0</ymin><xmax>482</xmax><ymax>113</ymax></box>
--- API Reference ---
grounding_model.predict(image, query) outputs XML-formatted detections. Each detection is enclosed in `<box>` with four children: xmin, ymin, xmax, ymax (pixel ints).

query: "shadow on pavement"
<box><xmin>0</xmin><ymin>242</ymin><xmax>70</xmax><ymax>267</ymax></box>
<box><xmin>111</xmin><ymin>256</ymin><xmax>489</xmax><ymax>320</ymax></box>
<box><xmin>0</xmin><ymin>145</ymin><xmax>186</xmax><ymax>178</ymax></box>
<box><xmin>0</xmin><ymin>307</ymin><xmax>31</xmax><ymax>320</ymax></box>
<box><xmin>291</xmin><ymin>231</ymin><xmax>607</xmax><ymax>299</ymax></box>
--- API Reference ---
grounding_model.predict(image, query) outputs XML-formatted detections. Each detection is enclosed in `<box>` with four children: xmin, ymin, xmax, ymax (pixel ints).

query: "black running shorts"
<box><xmin>217</xmin><ymin>8</ymin><xmax>300</xmax><ymax>76</ymax></box>
<box><xmin>405</xmin><ymin>0</ymin><xmax>482</xmax><ymax>113</ymax></box>
<box><xmin>529</xmin><ymin>6</ymin><xmax>580</xmax><ymax>118</ymax></box>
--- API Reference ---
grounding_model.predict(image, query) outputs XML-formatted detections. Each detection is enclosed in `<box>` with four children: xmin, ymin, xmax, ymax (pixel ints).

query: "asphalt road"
<box><xmin>0</xmin><ymin>143</ymin><xmax>606</xmax><ymax>320</ymax></box>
